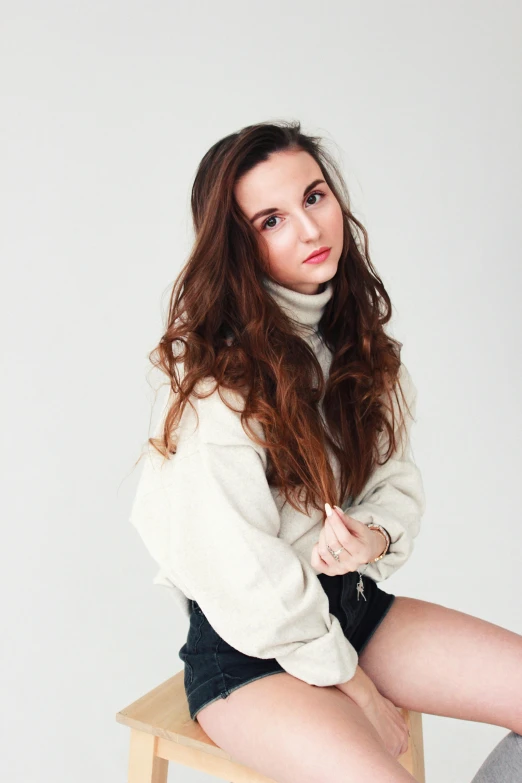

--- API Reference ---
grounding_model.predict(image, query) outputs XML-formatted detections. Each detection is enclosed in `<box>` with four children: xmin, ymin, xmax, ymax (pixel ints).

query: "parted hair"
<box><xmin>145</xmin><ymin>120</ymin><xmax>412</xmax><ymax>518</ymax></box>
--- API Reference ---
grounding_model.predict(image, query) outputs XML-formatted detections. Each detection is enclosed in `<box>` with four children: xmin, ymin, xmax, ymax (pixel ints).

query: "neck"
<box><xmin>261</xmin><ymin>274</ymin><xmax>334</xmax><ymax>333</ymax></box>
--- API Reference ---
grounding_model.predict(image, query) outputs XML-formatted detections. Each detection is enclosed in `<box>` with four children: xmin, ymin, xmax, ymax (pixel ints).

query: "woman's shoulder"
<box><xmin>382</xmin><ymin>360</ymin><xmax>417</xmax><ymax>406</ymax></box>
<box><xmin>395</xmin><ymin>360</ymin><xmax>417</xmax><ymax>404</ymax></box>
<box><xmin>176</xmin><ymin>376</ymin><xmax>267</xmax><ymax>458</ymax></box>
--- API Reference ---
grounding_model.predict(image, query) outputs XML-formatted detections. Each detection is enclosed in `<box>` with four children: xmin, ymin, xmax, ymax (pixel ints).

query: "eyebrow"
<box><xmin>249</xmin><ymin>178</ymin><xmax>326</xmax><ymax>224</ymax></box>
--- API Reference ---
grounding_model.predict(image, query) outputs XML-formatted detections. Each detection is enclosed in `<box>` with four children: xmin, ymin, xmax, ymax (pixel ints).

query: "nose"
<box><xmin>297</xmin><ymin>210</ymin><xmax>321</xmax><ymax>241</ymax></box>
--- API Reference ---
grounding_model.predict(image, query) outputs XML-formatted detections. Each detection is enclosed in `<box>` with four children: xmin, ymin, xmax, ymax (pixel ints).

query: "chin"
<box><xmin>302</xmin><ymin>260</ymin><xmax>338</xmax><ymax>280</ymax></box>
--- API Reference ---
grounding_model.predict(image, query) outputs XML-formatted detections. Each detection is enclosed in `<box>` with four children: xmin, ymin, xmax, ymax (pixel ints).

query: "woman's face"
<box><xmin>234</xmin><ymin>149</ymin><xmax>344</xmax><ymax>294</ymax></box>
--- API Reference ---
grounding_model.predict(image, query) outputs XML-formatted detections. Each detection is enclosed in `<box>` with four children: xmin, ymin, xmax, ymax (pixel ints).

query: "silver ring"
<box><xmin>327</xmin><ymin>545</ymin><xmax>344</xmax><ymax>561</ymax></box>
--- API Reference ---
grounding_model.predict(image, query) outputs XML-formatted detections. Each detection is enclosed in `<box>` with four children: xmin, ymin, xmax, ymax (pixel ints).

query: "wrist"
<box><xmin>334</xmin><ymin>665</ymin><xmax>378</xmax><ymax>707</ymax></box>
<box><xmin>369</xmin><ymin>528</ymin><xmax>388</xmax><ymax>560</ymax></box>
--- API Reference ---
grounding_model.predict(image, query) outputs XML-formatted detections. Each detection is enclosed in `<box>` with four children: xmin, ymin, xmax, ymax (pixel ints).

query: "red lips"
<box><xmin>303</xmin><ymin>246</ymin><xmax>331</xmax><ymax>264</ymax></box>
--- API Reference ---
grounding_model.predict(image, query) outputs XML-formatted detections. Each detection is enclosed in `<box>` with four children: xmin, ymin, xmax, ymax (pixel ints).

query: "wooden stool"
<box><xmin>116</xmin><ymin>670</ymin><xmax>426</xmax><ymax>782</ymax></box>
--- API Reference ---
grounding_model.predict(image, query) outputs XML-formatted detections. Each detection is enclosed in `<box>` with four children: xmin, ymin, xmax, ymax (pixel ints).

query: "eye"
<box><xmin>262</xmin><ymin>214</ymin><xmax>281</xmax><ymax>231</ymax></box>
<box><xmin>261</xmin><ymin>190</ymin><xmax>326</xmax><ymax>231</ymax></box>
<box><xmin>305</xmin><ymin>190</ymin><xmax>325</xmax><ymax>207</ymax></box>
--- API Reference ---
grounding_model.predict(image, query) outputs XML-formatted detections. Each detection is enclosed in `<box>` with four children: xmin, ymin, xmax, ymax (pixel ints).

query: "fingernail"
<box><xmin>333</xmin><ymin>505</ymin><xmax>344</xmax><ymax>514</ymax></box>
<box><xmin>324</xmin><ymin>503</ymin><xmax>333</xmax><ymax>517</ymax></box>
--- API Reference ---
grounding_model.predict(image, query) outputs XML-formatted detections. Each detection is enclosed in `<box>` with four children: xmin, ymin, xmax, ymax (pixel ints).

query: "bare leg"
<box><xmin>357</xmin><ymin>596</ymin><xmax>522</xmax><ymax>733</ymax></box>
<box><xmin>197</xmin><ymin>671</ymin><xmax>416</xmax><ymax>783</ymax></box>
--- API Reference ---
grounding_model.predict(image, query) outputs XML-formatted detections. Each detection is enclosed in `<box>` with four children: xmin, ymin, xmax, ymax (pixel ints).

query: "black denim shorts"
<box><xmin>178</xmin><ymin>571</ymin><xmax>395</xmax><ymax>722</ymax></box>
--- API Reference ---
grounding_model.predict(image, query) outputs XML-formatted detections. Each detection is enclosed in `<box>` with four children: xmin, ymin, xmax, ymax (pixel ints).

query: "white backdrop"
<box><xmin>1</xmin><ymin>2</ymin><xmax>521</xmax><ymax>781</ymax></box>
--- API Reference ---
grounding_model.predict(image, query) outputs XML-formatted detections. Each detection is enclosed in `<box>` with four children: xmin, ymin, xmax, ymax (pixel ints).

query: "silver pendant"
<box><xmin>356</xmin><ymin>571</ymin><xmax>367</xmax><ymax>601</ymax></box>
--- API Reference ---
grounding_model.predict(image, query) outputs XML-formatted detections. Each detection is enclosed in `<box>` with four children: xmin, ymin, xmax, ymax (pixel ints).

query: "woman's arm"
<box><xmin>336</xmin><ymin>666</ymin><xmax>410</xmax><ymax>758</ymax></box>
<box><xmin>129</xmin><ymin>381</ymin><xmax>360</xmax><ymax>688</ymax></box>
<box><xmin>342</xmin><ymin>362</ymin><xmax>426</xmax><ymax>582</ymax></box>
<box><xmin>335</xmin><ymin>664</ymin><xmax>378</xmax><ymax>705</ymax></box>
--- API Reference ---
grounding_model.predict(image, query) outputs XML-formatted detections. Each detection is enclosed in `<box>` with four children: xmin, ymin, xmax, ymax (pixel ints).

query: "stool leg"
<box><xmin>128</xmin><ymin>728</ymin><xmax>168</xmax><ymax>783</ymax></box>
<box><xmin>397</xmin><ymin>709</ymin><xmax>425</xmax><ymax>783</ymax></box>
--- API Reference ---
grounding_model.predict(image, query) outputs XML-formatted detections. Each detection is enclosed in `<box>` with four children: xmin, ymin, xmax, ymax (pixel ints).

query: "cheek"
<box><xmin>263</xmin><ymin>230</ymin><xmax>294</xmax><ymax>270</ymax></box>
<box><xmin>326</xmin><ymin>201</ymin><xmax>344</xmax><ymax>240</ymax></box>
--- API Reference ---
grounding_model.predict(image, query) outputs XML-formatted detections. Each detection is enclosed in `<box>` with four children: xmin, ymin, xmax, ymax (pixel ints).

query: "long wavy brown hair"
<box><xmin>144</xmin><ymin>120</ymin><xmax>412</xmax><ymax>519</ymax></box>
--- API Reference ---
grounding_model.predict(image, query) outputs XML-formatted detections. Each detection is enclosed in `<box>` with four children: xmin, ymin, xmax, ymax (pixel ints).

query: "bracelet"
<box><xmin>366</xmin><ymin>523</ymin><xmax>391</xmax><ymax>563</ymax></box>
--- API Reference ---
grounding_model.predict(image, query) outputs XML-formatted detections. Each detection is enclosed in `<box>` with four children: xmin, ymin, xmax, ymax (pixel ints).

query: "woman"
<box><xmin>129</xmin><ymin>121</ymin><xmax>522</xmax><ymax>782</ymax></box>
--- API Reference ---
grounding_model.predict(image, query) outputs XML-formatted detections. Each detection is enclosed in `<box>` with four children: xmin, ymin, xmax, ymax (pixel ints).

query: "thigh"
<box><xmin>358</xmin><ymin>595</ymin><xmax>522</xmax><ymax>733</ymax></box>
<box><xmin>197</xmin><ymin>671</ymin><xmax>416</xmax><ymax>783</ymax></box>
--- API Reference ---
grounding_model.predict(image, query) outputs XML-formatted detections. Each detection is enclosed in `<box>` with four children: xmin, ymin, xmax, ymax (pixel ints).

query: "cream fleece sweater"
<box><xmin>129</xmin><ymin>275</ymin><xmax>426</xmax><ymax>686</ymax></box>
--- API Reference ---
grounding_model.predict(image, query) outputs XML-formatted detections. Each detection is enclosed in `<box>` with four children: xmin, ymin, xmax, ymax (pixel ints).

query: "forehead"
<box><xmin>234</xmin><ymin>150</ymin><xmax>323</xmax><ymax>211</ymax></box>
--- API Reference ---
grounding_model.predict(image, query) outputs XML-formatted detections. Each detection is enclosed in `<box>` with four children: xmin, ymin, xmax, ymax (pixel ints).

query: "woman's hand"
<box><xmin>357</xmin><ymin>688</ymin><xmax>410</xmax><ymax>759</ymax></box>
<box><xmin>310</xmin><ymin>504</ymin><xmax>386</xmax><ymax>576</ymax></box>
<box><xmin>335</xmin><ymin>667</ymin><xmax>409</xmax><ymax>759</ymax></box>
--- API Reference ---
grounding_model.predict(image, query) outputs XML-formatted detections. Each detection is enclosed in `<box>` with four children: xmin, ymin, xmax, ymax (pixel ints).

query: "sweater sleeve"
<box><xmin>130</xmin><ymin>381</ymin><xmax>359</xmax><ymax>687</ymax></box>
<box><xmin>341</xmin><ymin>362</ymin><xmax>426</xmax><ymax>582</ymax></box>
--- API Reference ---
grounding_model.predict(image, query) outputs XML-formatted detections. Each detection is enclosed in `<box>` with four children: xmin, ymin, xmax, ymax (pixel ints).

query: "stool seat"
<box><xmin>116</xmin><ymin>669</ymin><xmax>426</xmax><ymax>782</ymax></box>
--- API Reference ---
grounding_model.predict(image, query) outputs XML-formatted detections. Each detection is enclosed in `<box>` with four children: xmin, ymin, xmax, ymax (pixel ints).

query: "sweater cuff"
<box><xmin>275</xmin><ymin>614</ymin><xmax>358</xmax><ymax>686</ymax></box>
<box><xmin>343</xmin><ymin>503</ymin><xmax>414</xmax><ymax>582</ymax></box>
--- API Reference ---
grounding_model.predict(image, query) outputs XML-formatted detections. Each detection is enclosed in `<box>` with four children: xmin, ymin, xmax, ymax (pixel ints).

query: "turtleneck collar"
<box><xmin>262</xmin><ymin>275</ymin><xmax>334</xmax><ymax>333</ymax></box>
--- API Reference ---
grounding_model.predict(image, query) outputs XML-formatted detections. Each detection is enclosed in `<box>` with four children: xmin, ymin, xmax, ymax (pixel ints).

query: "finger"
<box><xmin>323</xmin><ymin>517</ymin><xmax>343</xmax><ymax>549</ymax></box>
<box><xmin>316</xmin><ymin>524</ymin><xmax>345</xmax><ymax>573</ymax></box>
<box><xmin>330</xmin><ymin>510</ymin><xmax>377</xmax><ymax>566</ymax></box>
<box><xmin>318</xmin><ymin>522</ymin><xmax>343</xmax><ymax>566</ymax></box>
<box><xmin>324</xmin><ymin>518</ymin><xmax>364</xmax><ymax>570</ymax></box>
<box><xmin>332</xmin><ymin>505</ymin><xmax>368</xmax><ymax>539</ymax></box>
<box><xmin>325</xmin><ymin>512</ymin><xmax>357</xmax><ymax>552</ymax></box>
<box><xmin>320</xmin><ymin>527</ymin><xmax>357</xmax><ymax>575</ymax></box>
<box><xmin>313</xmin><ymin>542</ymin><xmax>330</xmax><ymax>569</ymax></box>
<box><xmin>320</xmin><ymin>514</ymin><xmax>363</xmax><ymax>572</ymax></box>
<box><xmin>311</xmin><ymin>543</ymin><xmax>335</xmax><ymax>576</ymax></box>
<box><xmin>310</xmin><ymin>544</ymin><xmax>325</xmax><ymax>572</ymax></box>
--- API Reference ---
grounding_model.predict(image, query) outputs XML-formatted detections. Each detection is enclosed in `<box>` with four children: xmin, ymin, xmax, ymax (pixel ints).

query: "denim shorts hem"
<box><xmin>182</xmin><ymin>574</ymin><xmax>397</xmax><ymax>722</ymax></box>
<box><xmin>190</xmin><ymin>669</ymin><xmax>286</xmax><ymax>722</ymax></box>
